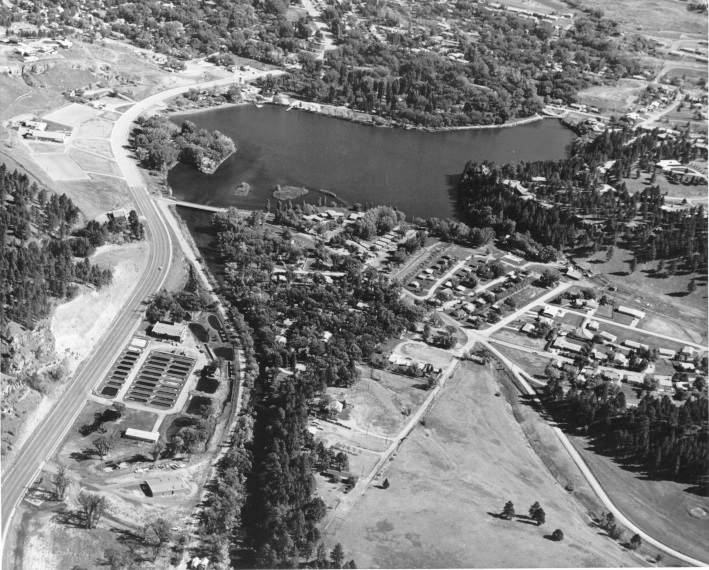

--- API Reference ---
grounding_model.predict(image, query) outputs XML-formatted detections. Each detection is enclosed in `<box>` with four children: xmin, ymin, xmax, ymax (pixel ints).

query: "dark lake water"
<box><xmin>168</xmin><ymin>104</ymin><xmax>575</xmax><ymax>221</ymax></box>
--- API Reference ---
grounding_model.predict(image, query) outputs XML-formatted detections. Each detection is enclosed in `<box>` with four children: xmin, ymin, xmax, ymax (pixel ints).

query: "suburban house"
<box><xmin>624</xmin><ymin>340</ymin><xmax>649</xmax><ymax>351</ymax></box>
<box><xmin>658</xmin><ymin>348</ymin><xmax>676</xmax><ymax>359</ymax></box>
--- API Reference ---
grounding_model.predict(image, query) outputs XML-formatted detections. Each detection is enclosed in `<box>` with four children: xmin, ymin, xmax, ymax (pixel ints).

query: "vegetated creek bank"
<box><xmin>168</xmin><ymin>104</ymin><xmax>575</xmax><ymax>220</ymax></box>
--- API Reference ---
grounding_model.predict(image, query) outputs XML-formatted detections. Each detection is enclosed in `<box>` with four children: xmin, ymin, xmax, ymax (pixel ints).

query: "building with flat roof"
<box><xmin>150</xmin><ymin>321</ymin><xmax>187</xmax><ymax>342</ymax></box>
<box><xmin>125</xmin><ymin>428</ymin><xmax>160</xmax><ymax>443</ymax></box>
<box><xmin>29</xmin><ymin>129</ymin><xmax>65</xmax><ymax>143</ymax></box>
<box><xmin>553</xmin><ymin>337</ymin><xmax>583</xmax><ymax>353</ymax></box>
<box><xmin>144</xmin><ymin>474</ymin><xmax>190</xmax><ymax>498</ymax></box>
<box><xmin>617</xmin><ymin>306</ymin><xmax>646</xmax><ymax>320</ymax></box>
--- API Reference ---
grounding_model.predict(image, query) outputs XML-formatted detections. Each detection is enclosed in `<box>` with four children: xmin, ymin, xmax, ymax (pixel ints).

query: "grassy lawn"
<box><xmin>68</xmin><ymin>149</ymin><xmax>122</xmax><ymax>177</ymax></box>
<box><xmin>623</xmin><ymin>172</ymin><xmax>707</xmax><ymax>199</ymax></box>
<box><xmin>495</xmin><ymin>345</ymin><xmax>554</xmax><ymax>380</ymax></box>
<box><xmin>569</xmin><ymin>435</ymin><xmax>709</xmax><ymax>564</ymax></box>
<box><xmin>491</xmin><ymin>328</ymin><xmax>547</xmax><ymax>351</ymax></box>
<box><xmin>575</xmin><ymin>246</ymin><xmax>708</xmax><ymax>317</ymax></box>
<box><xmin>329</xmin><ymin>364</ymin><xmax>645</xmax><ymax>568</ymax></box>
<box><xmin>595</xmin><ymin>321</ymin><xmax>690</xmax><ymax>353</ymax></box>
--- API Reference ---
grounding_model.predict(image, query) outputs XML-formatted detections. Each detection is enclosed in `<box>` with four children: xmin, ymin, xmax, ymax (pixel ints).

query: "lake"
<box><xmin>168</xmin><ymin>104</ymin><xmax>575</xmax><ymax>221</ymax></box>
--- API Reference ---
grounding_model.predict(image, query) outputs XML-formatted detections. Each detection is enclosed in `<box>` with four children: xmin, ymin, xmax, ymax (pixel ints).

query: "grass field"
<box><xmin>623</xmin><ymin>172</ymin><xmax>707</xmax><ymax>199</ymax></box>
<box><xmin>43</xmin><ymin>103</ymin><xmax>103</xmax><ymax>128</ymax></box>
<box><xmin>32</xmin><ymin>153</ymin><xmax>90</xmax><ymax>181</ymax></box>
<box><xmin>68</xmin><ymin>148</ymin><xmax>122</xmax><ymax>176</ymax></box>
<box><xmin>329</xmin><ymin>364</ymin><xmax>645</xmax><ymax>568</ymax></box>
<box><xmin>71</xmin><ymin>137</ymin><xmax>114</xmax><ymax>158</ymax></box>
<box><xmin>492</xmin><ymin>328</ymin><xmax>547</xmax><ymax>351</ymax></box>
<box><xmin>54</xmin><ymin>174</ymin><xmax>133</xmax><ymax>219</ymax></box>
<box><xmin>576</xmin><ymin>247</ymin><xmax>708</xmax><ymax>318</ymax></box>
<box><xmin>569</xmin><ymin>435</ymin><xmax>709</xmax><ymax>564</ymax></box>
<box><xmin>76</xmin><ymin>118</ymin><xmax>114</xmax><ymax>138</ymax></box>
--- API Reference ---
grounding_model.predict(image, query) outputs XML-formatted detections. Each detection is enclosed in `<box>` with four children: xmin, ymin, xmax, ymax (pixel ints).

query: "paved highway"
<box><xmin>1</xmin><ymin>69</ymin><xmax>281</xmax><ymax>548</ymax></box>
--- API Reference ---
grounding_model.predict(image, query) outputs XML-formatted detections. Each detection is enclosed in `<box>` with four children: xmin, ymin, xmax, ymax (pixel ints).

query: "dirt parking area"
<box><xmin>330</xmin><ymin>364</ymin><xmax>642</xmax><ymax>568</ymax></box>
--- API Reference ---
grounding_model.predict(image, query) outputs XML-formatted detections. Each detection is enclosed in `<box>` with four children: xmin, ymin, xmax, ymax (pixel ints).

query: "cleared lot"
<box><xmin>68</xmin><ymin>148</ymin><xmax>122</xmax><ymax>177</ymax></box>
<box><xmin>76</xmin><ymin>118</ymin><xmax>114</xmax><ymax>138</ymax></box>
<box><xmin>331</xmin><ymin>364</ymin><xmax>641</xmax><ymax>568</ymax></box>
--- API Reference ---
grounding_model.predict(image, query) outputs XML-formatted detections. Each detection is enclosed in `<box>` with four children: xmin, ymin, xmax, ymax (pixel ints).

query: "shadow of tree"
<box><xmin>70</xmin><ymin>448</ymin><xmax>96</xmax><ymax>462</ymax></box>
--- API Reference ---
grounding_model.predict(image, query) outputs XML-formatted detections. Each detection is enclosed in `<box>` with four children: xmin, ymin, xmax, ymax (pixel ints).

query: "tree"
<box><xmin>331</xmin><ymin>543</ymin><xmax>345</xmax><ymax>568</ymax></box>
<box><xmin>628</xmin><ymin>257</ymin><xmax>637</xmax><ymax>273</ymax></box>
<box><xmin>629</xmin><ymin>533</ymin><xmax>642</xmax><ymax>550</ymax></box>
<box><xmin>152</xmin><ymin>438</ymin><xmax>165</xmax><ymax>462</ymax></box>
<box><xmin>147</xmin><ymin>518</ymin><xmax>172</xmax><ymax>560</ymax></box>
<box><xmin>606</xmin><ymin>246</ymin><xmax>614</xmax><ymax>262</ymax></box>
<box><xmin>532</xmin><ymin>507</ymin><xmax>546</xmax><ymax>526</ymax></box>
<box><xmin>104</xmin><ymin>546</ymin><xmax>132</xmax><ymax>570</ymax></box>
<box><xmin>539</xmin><ymin>269</ymin><xmax>560</xmax><ymax>288</ymax></box>
<box><xmin>79</xmin><ymin>492</ymin><xmax>106</xmax><ymax>529</ymax></box>
<box><xmin>528</xmin><ymin>501</ymin><xmax>542</xmax><ymax>519</ymax></box>
<box><xmin>608</xmin><ymin>524</ymin><xmax>624</xmax><ymax>541</ymax></box>
<box><xmin>93</xmin><ymin>434</ymin><xmax>114</xmax><ymax>459</ymax></box>
<box><xmin>551</xmin><ymin>529</ymin><xmax>564</xmax><ymax>541</ymax></box>
<box><xmin>382</xmin><ymin>478</ymin><xmax>390</xmax><ymax>489</ymax></box>
<box><xmin>112</xmin><ymin>401</ymin><xmax>126</xmax><ymax>417</ymax></box>
<box><xmin>53</xmin><ymin>465</ymin><xmax>70</xmax><ymax>500</ymax></box>
<box><xmin>688</xmin><ymin>279</ymin><xmax>697</xmax><ymax>294</ymax></box>
<box><xmin>502</xmin><ymin>500</ymin><xmax>515</xmax><ymax>520</ymax></box>
<box><xmin>315</xmin><ymin>542</ymin><xmax>328</xmax><ymax>568</ymax></box>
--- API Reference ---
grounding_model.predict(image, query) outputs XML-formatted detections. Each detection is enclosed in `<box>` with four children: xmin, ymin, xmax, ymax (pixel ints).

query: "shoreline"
<box><xmin>163</xmin><ymin>95</ymin><xmax>559</xmax><ymax>133</ymax></box>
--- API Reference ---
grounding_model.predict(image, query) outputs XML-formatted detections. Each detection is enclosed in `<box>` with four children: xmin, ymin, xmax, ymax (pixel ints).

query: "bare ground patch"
<box><xmin>51</xmin><ymin>242</ymin><xmax>150</xmax><ymax>374</ymax></box>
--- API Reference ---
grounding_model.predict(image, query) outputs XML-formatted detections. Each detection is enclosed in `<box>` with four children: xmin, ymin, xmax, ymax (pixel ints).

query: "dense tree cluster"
<box><xmin>457</xmin><ymin>127</ymin><xmax>708</xmax><ymax>266</ymax></box>
<box><xmin>144</xmin><ymin>289</ymin><xmax>206</xmax><ymax>323</ymax></box>
<box><xmin>211</xmin><ymin>210</ymin><xmax>418</xmax><ymax>566</ymax></box>
<box><xmin>0</xmin><ymin>165</ymin><xmax>112</xmax><ymax>329</ymax></box>
<box><xmin>544</xmin><ymin>376</ymin><xmax>708</xmax><ymax>483</ymax></box>
<box><xmin>266</xmin><ymin>1</ymin><xmax>638</xmax><ymax>127</ymax></box>
<box><xmin>133</xmin><ymin>117</ymin><xmax>235</xmax><ymax>173</ymax></box>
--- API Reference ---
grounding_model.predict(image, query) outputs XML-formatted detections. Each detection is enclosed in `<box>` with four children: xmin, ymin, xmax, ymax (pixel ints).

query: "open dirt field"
<box><xmin>43</xmin><ymin>103</ymin><xmax>103</xmax><ymax>128</ymax></box>
<box><xmin>570</xmin><ymin>436</ymin><xmax>709</xmax><ymax>564</ymax></box>
<box><xmin>76</xmin><ymin>118</ymin><xmax>114</xmax><ymax>138</ymax></box>
<box><xmin>577</xmin><ymin>80</ymin><xmax>645</xmax><ymax>112</ymax></box>
<box><xmin>32</xmin><ymin>152</ymin><xmax>90</xmax><ymax>181</ymax></box>
<box><xmin>68</xmin><ymin>148</ymin><xmax>122</xmax><ymax>177</ymax></box>
<box><xmin>329</xmin><ymin>364</ymin><xmax>643</xmax><ymax>568</ymax></box>
<box><xmin>330</xmin><ymin>370</ymin><xmax>429</xmax><ymax>438</ymax></box>
<box><xmin>51</xmin><ymin>242</ymin><xmax>149</xmax><ymax>374</ymax></box>
<box><xmin>396</xmin><ymin>342</ymin><xmax>454</xmax><ymax>368</ymax></box>
<box><xmin>71</xmin><ymin>137</ymin><xmax>114</xmax><ymax>158</ymax></box>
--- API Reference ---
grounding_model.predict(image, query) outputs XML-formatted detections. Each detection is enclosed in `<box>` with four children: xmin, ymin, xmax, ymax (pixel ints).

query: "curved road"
<box><xmin>1</xmin><ymin>69</ymin><xmax>281</xmax><ymax>547</ymax></box>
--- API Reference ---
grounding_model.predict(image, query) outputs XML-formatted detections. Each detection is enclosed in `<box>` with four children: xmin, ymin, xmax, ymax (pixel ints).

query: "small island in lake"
<box><xmin>273</xmin><ymin>184</ymin><xmax>308</xmax><ymax>200</ymax></box>
<box><xmin>234</xmin><ymin>182</ymin><xmax>251</xmax><ymax>196</ymax></box>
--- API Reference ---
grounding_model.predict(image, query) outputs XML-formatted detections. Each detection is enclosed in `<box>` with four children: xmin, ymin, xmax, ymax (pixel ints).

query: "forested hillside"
<box><xmin>0</xmin><ymin>164</ymin><xmax>144</xmax><ymax>331</ymax></box>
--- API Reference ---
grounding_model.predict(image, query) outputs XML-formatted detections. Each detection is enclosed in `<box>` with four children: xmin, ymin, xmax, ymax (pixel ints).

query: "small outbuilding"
<box><xmin>144</xmin><ymin>474</ymin><xmax>190</xmax><ymax>498</ymax></box>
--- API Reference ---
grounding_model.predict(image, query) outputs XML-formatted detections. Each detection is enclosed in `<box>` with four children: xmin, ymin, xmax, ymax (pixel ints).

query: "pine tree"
<box><xmin>502</xmin><ymin>500</ymin><xmax>515</xmax><ymax>520</ymax></box>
